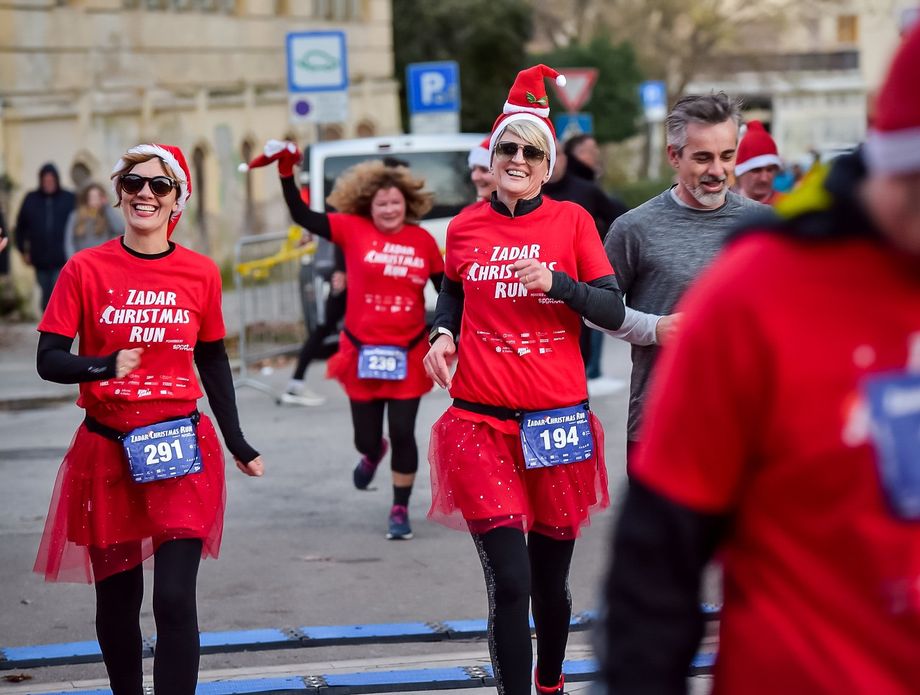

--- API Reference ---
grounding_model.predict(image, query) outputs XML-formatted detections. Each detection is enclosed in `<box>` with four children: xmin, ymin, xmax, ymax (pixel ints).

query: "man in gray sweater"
<box><xmin>596</xmin><ymin>93</ymin><xmax>766</xmax><ymax>469</ymax></box>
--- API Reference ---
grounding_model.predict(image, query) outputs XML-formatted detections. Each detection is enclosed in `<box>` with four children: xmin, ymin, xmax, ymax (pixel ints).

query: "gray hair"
<box><xmin>666</xmin><ymin>93</ymin><xmax>742</xmax><ymax>153</ymax></box>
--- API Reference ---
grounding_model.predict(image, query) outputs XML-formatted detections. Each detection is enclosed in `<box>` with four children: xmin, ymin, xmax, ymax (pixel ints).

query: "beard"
<box><xmin>688</xmin><ymin>176</ymin><xmax>727</xmax><ymax>208</ymax></box>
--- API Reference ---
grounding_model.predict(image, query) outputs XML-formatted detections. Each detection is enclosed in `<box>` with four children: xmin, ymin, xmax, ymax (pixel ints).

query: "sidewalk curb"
<box><xmin>0</xmin><ymin>394</ymin><xmax>75</xmax><ymax>411</ymax></box>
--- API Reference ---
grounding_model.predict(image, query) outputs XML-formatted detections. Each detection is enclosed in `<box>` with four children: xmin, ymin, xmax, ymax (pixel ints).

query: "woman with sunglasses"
<box><xmin>244</xmin><ymin>142</ymin><xmax>443</xmax><ymax>540</ymax></box>
<box><xmin>423</xmin><ymin>66</ymin><xmax>625</xmax><ymax>695</ymax></box>
<box><xmin>34</xmin><ymin>143</ymin><xmax>264</xmax><ymax>694</ymax></box>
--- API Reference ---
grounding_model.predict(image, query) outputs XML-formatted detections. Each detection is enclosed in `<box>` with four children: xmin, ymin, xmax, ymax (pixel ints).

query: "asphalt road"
<box><xmin>0</xmin><ymin>335</ymin><xmax>642</xmax><ymax>692</ymax></box>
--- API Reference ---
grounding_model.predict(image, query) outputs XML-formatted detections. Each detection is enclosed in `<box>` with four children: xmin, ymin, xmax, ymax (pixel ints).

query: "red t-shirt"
<box><xmin>635</xmin><ymin>233</ymin><xmax>920</xmax><ymax>693</ymax></box>
<box><xmin>329</xmin><ymin>214</ymin><xmax>443</xmax><ymax>345</ymax></box>
<box><xmin>39</xmin><ymin>239</ymin><xmax>225</xmax><ymax>415</ymax></box>
<box><xmin>445</xmin><ymin>198</ymin><xmax>612</xmax><ymax>412</ymax></box>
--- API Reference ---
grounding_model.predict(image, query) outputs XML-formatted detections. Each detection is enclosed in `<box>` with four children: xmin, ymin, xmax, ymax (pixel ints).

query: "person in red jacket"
<box><xmin>424</xmin><ymin>65</ymin><xmax>625</xmax><ymax>695</ymax></box>
<box><xmin>34</xmin><ymin>143</ymin><xmax>264</xmax><ymax>694</ymax></box>
<box><xmin>246</xmin><ymin>142</ymin><xmax>444</xmax><ymax>540</ymax></box>
<box><xmin>601</xmin><ymin>24</ymin><xmax>920</xmax><ymax>694</ymax></box>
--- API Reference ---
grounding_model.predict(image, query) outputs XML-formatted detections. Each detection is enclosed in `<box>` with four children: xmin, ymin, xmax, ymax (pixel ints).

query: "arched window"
<box><xmin>356</xmin><ymin>119</ymin><xmax>376</xmax><ymax>138</ymax></box>
<box><xmin>70</xmin><ymin>161</ymin><xmax>92</xmax><ymax>190</ymax></box>
<box><xmin>192</xmin><ymin>146</ymin><xmax>210</xmax><ymax>253</ymax></box>
<box><xmin>319</xmin><ymin>124</ymin><xmax>344</xmax><ymax>141</ymax></box>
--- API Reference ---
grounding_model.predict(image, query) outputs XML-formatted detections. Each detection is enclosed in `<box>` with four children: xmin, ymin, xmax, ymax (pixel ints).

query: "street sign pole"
<box><xmin>639</xmin><ymin>80</ymin><xmax>668</xmax><ymax>179</ymax></box>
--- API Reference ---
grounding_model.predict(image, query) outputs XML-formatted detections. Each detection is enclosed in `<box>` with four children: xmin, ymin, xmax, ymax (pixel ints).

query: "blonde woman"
<box><xmin>35</xmin><ymin>143</ymin><xmax>263</xmax><ymax>694</ymax></box>
<box><xmin>424</xmin><ymin>67</ymin><xmax>625</xmax><ymax>695</ymax></box>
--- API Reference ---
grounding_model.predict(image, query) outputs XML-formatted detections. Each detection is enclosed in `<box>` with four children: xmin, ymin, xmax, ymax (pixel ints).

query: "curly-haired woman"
<box><xmin>247</xmin><ymin>143</ymin><xmax>443</xmax><ymax>539</ymax></box>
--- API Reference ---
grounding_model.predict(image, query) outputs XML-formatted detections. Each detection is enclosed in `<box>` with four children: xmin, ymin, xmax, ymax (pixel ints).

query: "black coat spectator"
<box><xmin>14</xmin><ymin>163</ymin><xmax>76</xmax><ymax>309</ymax></box>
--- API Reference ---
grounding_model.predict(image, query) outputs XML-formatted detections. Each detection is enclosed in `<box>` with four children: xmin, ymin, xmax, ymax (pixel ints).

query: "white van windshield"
<box><xmin>321</xmin><ymin>151</ymin><xmax>476</xmax><ymax>219</ymax></box>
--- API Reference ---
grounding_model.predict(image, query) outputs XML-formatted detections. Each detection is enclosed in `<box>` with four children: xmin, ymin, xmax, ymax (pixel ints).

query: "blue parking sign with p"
<box><xmin>407</xmin><ymin>62</ymin><xmax>460</xmax><ymax>114</ymax></box>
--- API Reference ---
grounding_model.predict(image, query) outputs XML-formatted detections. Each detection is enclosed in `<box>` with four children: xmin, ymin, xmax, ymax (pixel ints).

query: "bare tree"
<box><xmin>530</xmin><ymin>0</ymin><xmax>845</xmax><ymax>102</ymax></box>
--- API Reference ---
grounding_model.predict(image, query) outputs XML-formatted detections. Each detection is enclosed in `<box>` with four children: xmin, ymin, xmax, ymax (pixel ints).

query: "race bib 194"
<box><xmin>358</xmin><ymin>345</ymin><xmax>408</xmax><ymax>381</ymax></box>
<box><xmin>122</xmin><ymin>416</ymin><xmax>202</xmax><ymax>484</ymax></box>
<box><xmin>864</xmin><ymin>372</ymin><xmax>920</xmax><ymax>520</ymax></box>
<box><xmin>520</xmin><ymin>403</ymin><xmax>594</xmax><ymax>469</ymax></box>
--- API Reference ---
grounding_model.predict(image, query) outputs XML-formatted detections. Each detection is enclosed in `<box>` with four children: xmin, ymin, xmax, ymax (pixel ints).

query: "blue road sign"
<box><xmin>287</xmin><ymin>31</ymin><xmax>348</xmax><ymax>93</ymax></box>
<box><xmin>554</xmin><ymin>113</ymin><xmax>594</xmax><ymax>139</ymax></box>
<box><xmin>639</xmin><ymin>80</ymin><xmax>667</xmax><ymax>121</ymax></box>
<box><xmin>406</xmin><ymin>61</ymin><xmax>460</xmax><ymax>114</ymax></box>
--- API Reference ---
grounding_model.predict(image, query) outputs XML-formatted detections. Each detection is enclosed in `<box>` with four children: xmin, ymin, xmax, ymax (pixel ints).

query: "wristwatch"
<box><xmin>429</xmin><ymin>326</ymin><xmax>455</xmax><ymax>345</ymax></box>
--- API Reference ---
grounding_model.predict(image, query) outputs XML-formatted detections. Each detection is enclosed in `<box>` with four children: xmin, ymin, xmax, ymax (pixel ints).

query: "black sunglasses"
<box><xmin>494</xmin><ymin>141</ymin><xmax>547</xmax><ymax>166</ymax></box>
<box><xmin>119</xmin><ymin>174</ymin><xmax>178</xmax><ymax>197</ymax></box>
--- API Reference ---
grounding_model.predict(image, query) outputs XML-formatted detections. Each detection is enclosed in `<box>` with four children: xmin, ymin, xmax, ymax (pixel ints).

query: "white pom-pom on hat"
<box><xmin>491</xmin><ymin>64</ymin><xmax>565</xmax><ymax>177</ymax></box>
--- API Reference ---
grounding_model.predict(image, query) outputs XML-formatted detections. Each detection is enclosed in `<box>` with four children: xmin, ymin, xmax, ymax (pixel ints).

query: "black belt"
<box><xmin>344</xmin><ymin>327</ymin><xmax>427</xmax><ymax>351</ymax></box>
<box><xmin>84</xmin><ymin>410</ymin><xmax>200</xmax><ymax>442</ymax></box>
<box><xmin>452</xmin><ymin>398</ymin><xmax>590</xmax><ymax>422</ymax></box>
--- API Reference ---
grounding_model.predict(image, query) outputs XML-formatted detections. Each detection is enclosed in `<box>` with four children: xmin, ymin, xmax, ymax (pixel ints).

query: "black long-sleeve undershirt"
<box><xmin>281</xmin><ymin>175</ymin><xmax>331</xmax><ymax>240</ymax></box>
<box><xmin>547</xmin><ymin>271</ymin><xmax>624</xmax><ymax>330</ymax></box>
<box><xmin>193</xmin><ymin>339</ymin><xmax>259</xmax><ymax>463</ymax></box>
<box><xmin>37</xmin><ymin>332</ymin><xmax>258</xmax><ymax>463</ymax></box>
<box><xmin>431</xmin><ymin>277</ymin><xmax>464</xmax><ymax>340</ymax></box>
<box><xmin>431</xmin><ymin>272</ymin><xmax>624</xmax><ymax>341</ymax></box>
<box><xmin>599</xmin><ymin>479</ymin><xmax>727</xmax><ymax>694</ymax></box>
<box><xmin>37</xmin><ymin>332</ymin><xmax>118</xmax><ymax>383</ymax></box>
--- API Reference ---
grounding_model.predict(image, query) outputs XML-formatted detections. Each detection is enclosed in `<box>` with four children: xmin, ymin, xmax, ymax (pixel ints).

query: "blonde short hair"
<box><xmin>497</xmin><ymin>120</ymin><xmax>551</xmax><ymax>155</ymax></box>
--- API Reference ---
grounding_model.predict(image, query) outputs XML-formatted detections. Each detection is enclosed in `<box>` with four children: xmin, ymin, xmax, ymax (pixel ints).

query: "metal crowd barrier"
<box><xmin>232</xmin><ymin>228</ymin><xmax>316</xmax><ymax>398</ymax></box>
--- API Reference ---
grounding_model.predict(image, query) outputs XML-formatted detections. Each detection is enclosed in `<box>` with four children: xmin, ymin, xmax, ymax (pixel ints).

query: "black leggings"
<box><xmin>292</xmin><ymin>290</ymin><xmax>347</xmax><ymax>380</ymax></box>
<box><xmin>91</xmin><ymin>539</ymin><xmax>202</xmax><ymax>695</ymax></box>
<box><xmin>349</xmin><ymin>397</ymin><xmax>421</xmax><ymax>474</ymax></box>
<box><xmin>472</xmin><ymin>526</ymin><xmax>576</xmax><ymax>695</ymax></box>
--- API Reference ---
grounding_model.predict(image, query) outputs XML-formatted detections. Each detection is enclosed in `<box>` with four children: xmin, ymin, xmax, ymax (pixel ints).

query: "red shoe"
<box><xmin>534</xmin><ymin>667</ymin><xmax>564</xmax><ymax>694</ymax></box>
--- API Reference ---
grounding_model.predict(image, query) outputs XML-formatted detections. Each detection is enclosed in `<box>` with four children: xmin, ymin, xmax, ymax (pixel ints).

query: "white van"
<box><xmin>297</xmin><ymin>133</ymin><xmax>485</xmax><ymax>333</ymax></box>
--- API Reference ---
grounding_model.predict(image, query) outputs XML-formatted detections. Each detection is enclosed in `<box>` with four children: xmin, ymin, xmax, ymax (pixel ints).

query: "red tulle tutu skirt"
<box><xmin>326</xmin><ymin>331</ymin><xmax>433</xmax><ymax>401</ymax></box>
<box><xmin>427</xmin><ymin>407</ymin><xmax>609</xmax><ymax>539</ymax></box>
<box><xmin>34</xmin><ymin>402</ymin><xmax>226</xmax><ymax>584</ymax></box>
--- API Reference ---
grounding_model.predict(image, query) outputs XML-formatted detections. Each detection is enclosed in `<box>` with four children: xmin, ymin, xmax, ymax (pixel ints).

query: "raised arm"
<box><xmin>280</xmin><ymin>176</ymin><xmax>332</xmax><ymax>241</ymax></box>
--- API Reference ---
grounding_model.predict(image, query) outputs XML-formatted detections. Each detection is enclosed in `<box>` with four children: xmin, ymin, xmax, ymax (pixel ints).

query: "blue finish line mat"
<box><xmin>36</xmin><ymin>653</ymin><xmax>717</xmax><ymax>694</ymax></box>
<box><xmin>1</xmin><ymin>607</ymin><xmax>721</xmax><ymax>673</ymax></box>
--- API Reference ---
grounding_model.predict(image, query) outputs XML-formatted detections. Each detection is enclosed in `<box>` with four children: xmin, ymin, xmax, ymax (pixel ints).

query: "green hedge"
<box><xmin>613</xmin><ymin>178</ymin><xmax>674</xmax><ymax>210</ymax></box>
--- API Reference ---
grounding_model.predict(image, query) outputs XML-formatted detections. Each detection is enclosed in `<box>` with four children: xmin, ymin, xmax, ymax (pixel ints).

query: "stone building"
<box><xmin>0</xmin><ymin>0</ymin><xmax>400</xmax><ymax>302</ymax></box>
<box><xmin>686</xmin><ymin>1</ymin><xmax>916</xmax><ymax>165</ymax></box>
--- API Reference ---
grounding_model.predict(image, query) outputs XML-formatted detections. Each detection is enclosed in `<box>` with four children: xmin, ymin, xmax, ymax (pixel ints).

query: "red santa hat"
<box><xmin>467</xmin><ymin>135</ymin><xmax>492</xmax><ymax>170</ymax></box>
<box><xmin>735</xmin><ymin>121</ymin><xmax>782</xmax><ymax>176</ymax></box>
<box><xmin>488</xmin><ymin>64</ymin><xmax>566</xmax><ymax>177</ymax></box>
<box><xmin>238</xmin><ymin>139</ymin><xmax>299</xmax><ymax>173</ymax></box>
<box><xmin>865</xmin><ymin>23</ymin><xmax>920</xmax><ymax>174</ymax></box>
<box><xmin>111</xmin><ymin>143</ymin><xmax>192</xmax><ymax>238</ymax></box>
